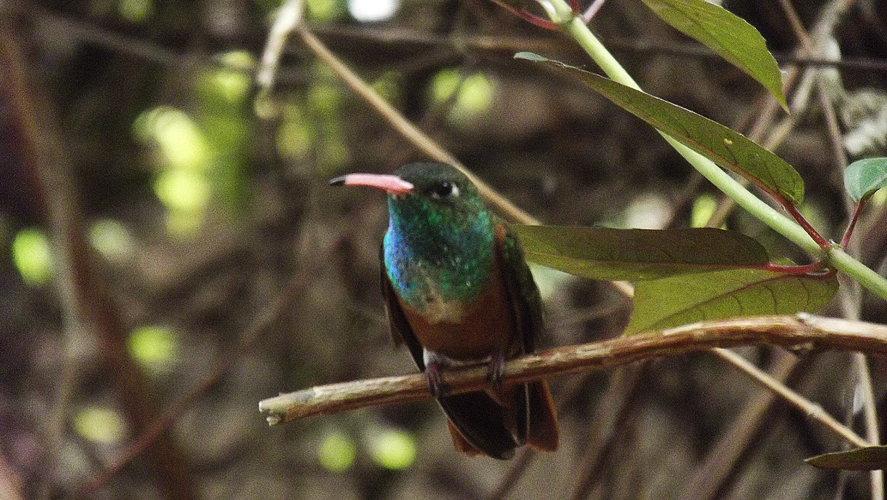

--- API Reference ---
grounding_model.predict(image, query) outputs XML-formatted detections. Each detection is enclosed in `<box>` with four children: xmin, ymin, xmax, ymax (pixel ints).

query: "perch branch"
<box><xmin>260</xmin><ymin>314</ymin><xmax>887</xmax><ymax>445</ymax></box>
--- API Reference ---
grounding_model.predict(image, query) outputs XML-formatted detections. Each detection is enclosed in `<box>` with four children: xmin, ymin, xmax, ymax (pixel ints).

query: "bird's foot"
<box><xmin>425</xmin><ymin>362</ymin><xmax>446</xmax><ymax>398</ymax></box>
<box><xmin>485</xmin><ymin>353</ymin><xmax>508</xmax><ymax>406</ymax></box>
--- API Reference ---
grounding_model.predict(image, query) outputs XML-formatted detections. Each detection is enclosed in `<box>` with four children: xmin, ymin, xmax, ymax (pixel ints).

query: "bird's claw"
<box><xmin>485</xmin><ymin>353</ymin><xmax>508</xmax><ymax>405</ymax></box>
<box><xmin>425</xmin><ymin>362</ymin><xmax>445</xmax><ymax>398</ymax></box>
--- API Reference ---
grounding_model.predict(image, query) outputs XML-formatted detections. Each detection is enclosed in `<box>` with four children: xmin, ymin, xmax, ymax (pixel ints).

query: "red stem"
<box><xmin>840</xmin><ymin>197</ymin><xmax>869</xmax><ymax>249</ymax></box>
<box><xmin>782</xmin><ymin>202</ymin><xmax>831</xmax><ymax>249</ymax></box>
<box><xmin>488</xmin><ymin>0</ymin><xmax>562</xmax><ymax>30</ymax></box>
<box><xmin>762</xmin><ymin>261</ymin><xmax>830</xmax><ymax>276</ymax></box>
<box><xmin>743</xmin><ymin>181</ymin><xmax>830</xmax><ymax>251</ymax></box>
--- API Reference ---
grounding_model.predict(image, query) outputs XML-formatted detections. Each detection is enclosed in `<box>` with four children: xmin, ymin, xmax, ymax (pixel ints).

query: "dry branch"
<box><xmin>260</xmin><ymin>314</ymin><xmax>887</xmax><ymax>425</ymax></box>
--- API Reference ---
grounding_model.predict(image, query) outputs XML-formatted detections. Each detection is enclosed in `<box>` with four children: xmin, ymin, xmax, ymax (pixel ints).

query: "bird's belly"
<box><xmin>414</xmin><ymin>290</ymin><xmax>469</xmax><ymax>324</ymax></box>
<box><xmin>398</xmin><ymin>279</ymin><xmax>515</xmax><ymax>361</ymax></box>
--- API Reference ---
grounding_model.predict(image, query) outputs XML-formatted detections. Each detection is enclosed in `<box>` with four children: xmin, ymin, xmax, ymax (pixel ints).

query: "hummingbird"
<box><xmin>330</xmin><ymin>162</ymin><xmax>558</xmax><ymax>459</ymax></box>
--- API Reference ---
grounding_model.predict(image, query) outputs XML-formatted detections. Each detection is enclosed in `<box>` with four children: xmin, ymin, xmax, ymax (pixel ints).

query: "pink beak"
<box><xmin>330</xmin><ymin>173</ymin><xmax>414</xmax><ymax>195</ymax></box>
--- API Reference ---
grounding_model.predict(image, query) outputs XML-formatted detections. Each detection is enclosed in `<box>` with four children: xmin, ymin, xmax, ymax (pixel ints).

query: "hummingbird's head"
<box><xmin>330</xmin><ymin>162</ymin><xmax>488</xmax><ymax>234</ymax></box>
<box><xmin>332</xmin><ymin>162</ymin><xmax>496</xmax><ymax>301</ymax></box>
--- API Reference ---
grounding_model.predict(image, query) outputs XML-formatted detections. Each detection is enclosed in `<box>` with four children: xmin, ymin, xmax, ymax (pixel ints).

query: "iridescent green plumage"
<box><xmin>383</xmin><ymin>163</ymin><xmax>495</xmax><ymax>315</ymax></box>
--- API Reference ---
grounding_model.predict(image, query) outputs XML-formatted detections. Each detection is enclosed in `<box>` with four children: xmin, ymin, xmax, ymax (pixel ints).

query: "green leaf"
<box><xmin>515</xmin><ymin>52</ymin><xmax>804</xmax><ymax>204</ymax></box>
<box><xmin>807</xmin><ymin>446</ymin><xmax>887</xmax><ymax>471</ymax></box>
<box><xmin>640</xmin><ymin>0</ymin><xmax>787</xmax><ymax>110</ymax></box>
<box><xmin>625</xmin><ymin>268</ymin><xmax>838</xmax><ymax>334</ymax></box>
<box><xmin>844</xmin><ymin>157</ymin><xmax>887</xmax><ymax>202</ymax></box>
<box><xmin>514</xmin><ymin>225</ymin><xmax>769</xmax><ymax>281</ymax></box>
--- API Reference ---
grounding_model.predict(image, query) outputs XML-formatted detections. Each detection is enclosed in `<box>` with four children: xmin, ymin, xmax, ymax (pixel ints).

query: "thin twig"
<box><xmin>257</xmin><ymin>11</ymin><xmax>541</xmax><ymax>223</ymax></box>
<box><xmin>714</xmin><ymin>348</ymin><xmax>866</xmax><ymax>447</ymax></box>
<box><xmin>256</xmin><ymin>0</ymin><xmax>305</xmax><ymax>90</ymax></box>
<box><xmin>568</xmin><ymin>365</ymin><xmax>645</xmax><ymax>500</ymax></box>
<box><xmin>679</xmin><ymin>350</ymin><xmax>801</xmax><ymax>500</ymax></box>
<box><xmin>582</xmin><ymin>0</ymin><xmax>608</xmax><ymax>23</ymax></box>
<box><xmin>0</xmin><ymin>19</ymin><xmax>72</xmax><ymax>500</ymax></box>
<box><xmin>484</xmin><ymin>448</ymin><xmax>536</xmax><ymax>500</ymax></box>
<box><xmin>21</xmin><ymin>9</ymin><xmax>887</xmax><ymax>75</ymax></box>
<box><xmin>775</xmin><ymin>0</ymin><xmax>883</xmax><ymax>495</ymax></box>
<box><xmin>255</xmin><ymin>7</ymin><xmax>539</xmax><ymax>223</ymax></box>
<box><xmin>294</xmin><ymin>27</ymin><xmax>538</xmax><ymax>225</ymax></box>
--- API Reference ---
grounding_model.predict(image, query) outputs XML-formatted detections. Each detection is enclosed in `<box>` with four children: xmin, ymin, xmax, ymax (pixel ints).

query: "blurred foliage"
<box><xmin>430</xmin><ymin>69</ymin><xmax>496</xmax><ymax>128</ymax></box>
<box><xmin>73</xmin><ymin>406</ymin><xmax>128</xmax><ymax>444</ymax></box>
<box><xmin>11</xmin><ymin>228</ymin><xmax>53</xmax><ymax>287</ymax></box>
<box><xmin>317</xmin><ymin>429</ymin><xmax>358</xmax><ymax>472</ymax></box>
<box><xmin>1</xmin><ymin>0</ymin><xmax>886</xmax><ymax>499</ymax></box>
<box><xmin>367</xmin><ymin>428</ymin><xmax>417</xmax><ymax>470</ymax></box>
<box><xmin>128</xmin><ymin>325</ymin><xmax>179</xmax><ymax>374</ymax></box>
<box><xmin>89</xmin><ymin>218</ymin><xmax>135</xmax><ymax>263</ymax></box>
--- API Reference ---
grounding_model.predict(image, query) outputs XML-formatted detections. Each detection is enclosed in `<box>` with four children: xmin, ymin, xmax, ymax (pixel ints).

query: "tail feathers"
<box><xmin>437</xmin><ymin>380</ymin><xmax>559</xmax><ymax>459</ymax></box>
<box><xmin>437</xmin><ymin>391</ymin><xmax>520</xmax><ymax>460</ymax></box>
<box><xmin>446</xmin><ymin>422</ymin><xmax>484</xmax><ymax>456</ymax></box>
<box><xmin>526</xmin><ymin>380</ymin><xmax>559</xmax><ymax>452</ymax></box>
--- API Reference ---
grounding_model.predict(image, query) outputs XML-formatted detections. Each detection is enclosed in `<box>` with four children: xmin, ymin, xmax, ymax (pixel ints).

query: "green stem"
<box><xmin>830</xmin><ymin>247</ymin><xmax>887</xmax><ymax>299</ymax></box>
<box><xmin>542</xmin><ymin>0</ymin><xmax>887</xmax><ymax>300</ymax></box>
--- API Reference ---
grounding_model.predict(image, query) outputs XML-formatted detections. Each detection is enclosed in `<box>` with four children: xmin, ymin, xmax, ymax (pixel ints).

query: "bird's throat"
<box><xmin>383</xmin><ymin>205</ymin><xmax>495</xmax><ymax>317</ymax></box>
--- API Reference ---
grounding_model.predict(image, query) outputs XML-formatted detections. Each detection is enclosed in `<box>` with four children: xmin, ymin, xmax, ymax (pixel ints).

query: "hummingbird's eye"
<box><xmin>429</xmin><ymin>181</ymin><xmax>459</xmax><ymax>199</ymax></box>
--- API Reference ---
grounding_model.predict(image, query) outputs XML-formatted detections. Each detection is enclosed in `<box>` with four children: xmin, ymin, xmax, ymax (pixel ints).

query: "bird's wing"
<box><xmin>494</xmin><ymin>223</ymin><xmax>545</xmax><ymax>354</ymax></box>
<box><xmin>495</xmin><ymin>223</ymin><xmax>559</xmax><ymax>452</ymax></box>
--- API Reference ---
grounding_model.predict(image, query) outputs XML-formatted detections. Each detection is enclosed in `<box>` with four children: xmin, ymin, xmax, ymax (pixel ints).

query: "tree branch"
<box><xmin>259</xmin><ymin>314</ymin><xmax>887</xmax><ymax>425</ymax></box>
